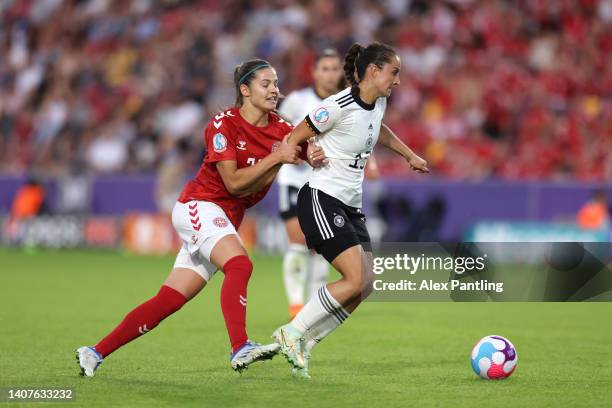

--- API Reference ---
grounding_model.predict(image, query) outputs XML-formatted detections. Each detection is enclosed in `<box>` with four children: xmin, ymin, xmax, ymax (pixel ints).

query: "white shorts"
<box><xmin>171</xmin><ymin>200</ymin><xmax>238</xmax><ymax>282</ymax></box>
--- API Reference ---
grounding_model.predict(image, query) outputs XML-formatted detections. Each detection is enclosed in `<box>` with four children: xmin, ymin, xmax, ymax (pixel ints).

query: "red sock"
<box><xmin>94</xmin><ymin>285</ymin><xmax>187</xmax><ymax>357</ymax></box>
<box><xmin>220</xmin><ymin>255</ymin><xmax>253</xmax><ymax>352</ymax></box>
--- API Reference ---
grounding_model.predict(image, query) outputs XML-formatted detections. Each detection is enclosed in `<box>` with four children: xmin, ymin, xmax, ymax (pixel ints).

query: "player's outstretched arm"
<box><xmin>235</xmin><ymin>139</ymin><xmax>327</xmax><ymax>197</ymax></box>
<box><xmin>216</xmin><ymin>143</ymin><xmax>301</xmax><ymax>196</ymax></box>
<box><xmin>378</xmin><ymin>123</ymin><xmax>429</xmax><ymax>173</ymax></box>
<box><xmin>235</xmin><ymin>163</ymin><xmax>282</xmax><ymax>197</ymax></box>
<box><xmin>286</xmin><ymin>120</ymin><xmax>317</xmax><ymax>146</ymax></box>
<box><xmin>286</xmin><ymin>120</ymin><xmax>329</xmax><ymax>168</ymax></box>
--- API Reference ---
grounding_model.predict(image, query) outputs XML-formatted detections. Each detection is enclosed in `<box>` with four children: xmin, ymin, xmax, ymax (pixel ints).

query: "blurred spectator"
<box><xmin>85</xmin><ymin>110</ymin><xmax>134</xmax><ymax>173</ymax></box>
<box><xmin>0</xmin><ymin>0</ymin><xmax>610</xmax><ymax>181</ymax></box>
<box><xmin>11</xmin><ymin>177</ymin><xmax>46</xmax><ymax>219</ymax></box>
<box><xmin>577</xmin><ymin>190</ymin><xmax>610</xmax><ymax>230</ymax></box>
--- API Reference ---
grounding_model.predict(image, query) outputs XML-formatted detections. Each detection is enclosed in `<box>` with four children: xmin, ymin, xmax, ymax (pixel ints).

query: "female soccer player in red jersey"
<box><xmin>76</xmin><ymin>59</ymin><xmax>327</xmax><ymax>376</ymax></box>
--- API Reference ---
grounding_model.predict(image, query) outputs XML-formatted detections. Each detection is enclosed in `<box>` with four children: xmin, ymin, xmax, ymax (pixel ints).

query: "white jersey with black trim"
<box><xmin>305</xmin><ymin>86</ymin><xmax>387</xmax><ymax>208</ymax></box>
<box><xmin>277</xmin><ymin>87</ymin><xmax>323</xmax><ymax>187</ymax></box>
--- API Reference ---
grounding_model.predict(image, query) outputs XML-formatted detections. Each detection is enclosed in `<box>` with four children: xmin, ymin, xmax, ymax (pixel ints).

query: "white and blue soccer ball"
<box><xmin>471</xmin><ymin>335</ymin><xmax>517</xmax><ymax>379</ymax></box>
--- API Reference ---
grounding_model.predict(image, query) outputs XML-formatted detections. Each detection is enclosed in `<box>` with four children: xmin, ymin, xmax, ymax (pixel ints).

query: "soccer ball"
<box><xmin>470</xmin><ymin>335</ymin><xmax>517</xmax><ymax>379</ymax></box>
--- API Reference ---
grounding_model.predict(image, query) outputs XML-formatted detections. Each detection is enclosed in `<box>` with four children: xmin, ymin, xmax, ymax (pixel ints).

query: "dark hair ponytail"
<box><xmin>344</xmin><ymin>44</ymin><xmax>364</xmax><ymax>87</ymax></box>
<box><xmin>233</xmin><ymin>58</ymin><xmax>272</xmax><ymax>107</ymax></box>
<box><xmin>343</xmin><ymin>42</ymin><xmax>397</xmax><ymax>86</ymax></box>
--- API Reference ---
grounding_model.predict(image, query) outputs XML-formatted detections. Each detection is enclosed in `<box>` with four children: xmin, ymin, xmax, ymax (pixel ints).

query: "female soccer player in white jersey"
<box><xmin>272</xmin><ymin>42</ymin><xmax>429</xmax><ymax>378</ymax></box>
<box><xmin>278</xmin><ymin>49</ymin><xmax>380</xmax><ymax>319</ymax></box>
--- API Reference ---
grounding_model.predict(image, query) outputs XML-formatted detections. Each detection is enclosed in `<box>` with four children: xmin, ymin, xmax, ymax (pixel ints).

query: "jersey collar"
<box><xmin>351</xmin><ymin>86</ymin><xmax>376</xmax><ymax>111</ymax></box>
<box><xmin>234</xmin><ymin>106</ymin><xmax>275</xmax><ymax>130</ymax></box>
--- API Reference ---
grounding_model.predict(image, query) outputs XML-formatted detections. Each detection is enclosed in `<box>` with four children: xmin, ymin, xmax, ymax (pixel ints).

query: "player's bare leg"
<box><xmin>210</xmin><ymin>234</ymin><xmax>280</xmax><ymax>372</ymax></box>
<box><xmin>164</xmin><ymin>267</ymin><xmax>207</xmax><ymax>300</ymax></box>
<box><xmin>327</xmin><ymin>245</ymin><xmax>373</xmax><ymax>308</ymax></box>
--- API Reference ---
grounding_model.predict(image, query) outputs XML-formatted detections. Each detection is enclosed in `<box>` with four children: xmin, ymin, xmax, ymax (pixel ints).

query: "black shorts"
<box><xmin>297</xmin><ymin>183</ymin><xmax>371</xmax><ymax>263</ymax></box>
<box><xmin>278</xmin><ymin>184</ymin><xmax>300</xmax><ymax>220</ymax></box>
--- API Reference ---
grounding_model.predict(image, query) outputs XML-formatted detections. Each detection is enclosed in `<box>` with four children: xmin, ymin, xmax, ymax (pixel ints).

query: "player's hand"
<box><xmin>407</xmin><ymin>154</ymin><xmax>429</xmax><ymax>173</ymax></box>
<box><xmin>275</xmin><ymin>139</ymin><xmax>302</xmax><ymax>164</ymax></box>
<box><xmin>306</xmin><ymin>139</ymin><xmax>328</xmax><ymax>168</ymax></box>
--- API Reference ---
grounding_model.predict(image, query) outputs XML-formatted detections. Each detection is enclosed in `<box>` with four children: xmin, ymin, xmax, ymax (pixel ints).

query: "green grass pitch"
<box><xmin>1</xmin><ymin>248</ymin><xmax>611</xmax><ymax>407</ymax></box>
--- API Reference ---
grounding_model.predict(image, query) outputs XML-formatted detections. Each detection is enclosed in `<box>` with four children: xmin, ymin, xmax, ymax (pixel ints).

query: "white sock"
<box><xmin>303</xmin><ymin>310</ymin><xmax>349</xmax><ymax>351</ymax></box>
<box><xmin>305</xmin><ymin>253</ymin><xmax>329</xmax><ymax>301</ymax></box>
<box><xmin>283</xmin><ymin>243</ymin><xmax>308</xmax><ymax>307</ymax></box>
<box><xmin>292</xmin><ymin>285</ymin><xmax>349</xmax><ymax>335</ymax></box>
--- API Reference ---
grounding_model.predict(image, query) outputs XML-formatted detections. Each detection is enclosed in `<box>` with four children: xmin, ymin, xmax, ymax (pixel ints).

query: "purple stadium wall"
<box><xmin>0</xmin><ymin>176</ymin><xmax>609</xmax><ymax>241</ymax></box>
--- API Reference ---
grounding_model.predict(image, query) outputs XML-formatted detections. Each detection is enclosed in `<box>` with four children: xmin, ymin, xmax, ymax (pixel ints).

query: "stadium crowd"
<box><xmin>0</xmin><ymin>0</ymin><xmax>610</xmax><ymax>180</ymax></box>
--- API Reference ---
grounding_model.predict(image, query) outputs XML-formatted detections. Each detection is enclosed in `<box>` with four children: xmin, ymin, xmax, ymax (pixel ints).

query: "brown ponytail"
<box><xmin>343</xmin><ymin>43</ymin><xmax>364</xmax><ymax>87</ymax></box>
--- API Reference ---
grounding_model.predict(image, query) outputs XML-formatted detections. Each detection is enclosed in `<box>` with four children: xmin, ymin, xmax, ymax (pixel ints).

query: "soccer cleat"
<box><xmin>76</xmin><ymin>346</ymin><xmax>103</xmax><ymax>377</ymax></box>
<box><xmin>272</xmin><ymin>324</ymin><xmax>306</xmax><ymax>369</ymax></box>
<box><xmin>230</xmin><ymin>341</ymin><xmax>280</xmax><ymax>373</ymax></box>
<box><xmin>291</xmin><ymin>349</ymin><xmax>311</xmax><ymax>379</ymax></box>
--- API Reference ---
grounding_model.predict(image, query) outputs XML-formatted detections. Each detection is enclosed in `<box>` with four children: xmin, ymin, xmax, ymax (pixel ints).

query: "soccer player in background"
<box><xmin>76</xmin><ymin>59</ymin><xmax>327</xmax><ymax>376</ymax></box>
<box><xmin>272</xmin><ymin>43</ymin><xmax>429</xmax><ymax>378</ymax></box>
<box><xmin>277</xmin><ymin>49</ymin><xmax>380</xmax><ymax>319</ymax></box>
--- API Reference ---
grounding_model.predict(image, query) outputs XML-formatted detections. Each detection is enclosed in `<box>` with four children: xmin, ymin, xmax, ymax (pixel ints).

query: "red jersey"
<box><xmin>178</xmin><ymin>107</ymin><xmax>303</xmax><ymax>228</ymax></box>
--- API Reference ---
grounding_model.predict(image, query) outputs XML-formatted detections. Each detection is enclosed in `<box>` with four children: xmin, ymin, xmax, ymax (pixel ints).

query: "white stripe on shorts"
<box><xmin>312</xmin><ymin>188</ymin><xmax>334</xmax><ymax>239</ymax></box>
<box><xmin>311</xmin><ymin>188</ymin><xmax>331</xmax><ymax>239</ymax></box>
<box><xmin>311</xmin><ymin>189</ymin><xmax>329</xmax><ymax>239</ymax></box>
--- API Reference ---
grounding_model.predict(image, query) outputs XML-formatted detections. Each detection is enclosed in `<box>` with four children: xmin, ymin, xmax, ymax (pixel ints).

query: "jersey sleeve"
<box><xmin>304</xmin><ymin>99</ymin><xmax>342</xmax><ymax>135</ymax></box>
<box><xmin>204</xmin><ymin>118</ymin><xmax>237</xmax><ymax>164</ymax></box>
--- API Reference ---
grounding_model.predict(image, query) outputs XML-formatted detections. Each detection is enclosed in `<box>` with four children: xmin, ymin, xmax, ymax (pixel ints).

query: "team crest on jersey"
<box><xmin>334</xmin><ymin>214</ymin><xmax>345</xmax><ymax>228</ymax></box>
<box><xmin>313</xmin><ymin>107</ymin><xmax>329</xmax><ymax>124</ymax></box>
<box><xmin>213</xmin><ymin>217</ymin><xmax>228</xmax><ymax>228</ymax></box>
<box><xmin>213</xmin><ymin>133</ymin><xmax>227</xmax><ymax>153</ymax></box>
<box><xmin>237</xmin><ymin>140</ymin><xmax>247</xmax><ymax>150</ymax></box>
<box><xmin>271</xmin><ymin>141</ymin><xmax>281</xmax><ymax>152</ymax></box>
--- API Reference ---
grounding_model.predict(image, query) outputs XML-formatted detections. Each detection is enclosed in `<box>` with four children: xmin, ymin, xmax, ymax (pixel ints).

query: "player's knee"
<box><xmin>344</xmin><ymin>273</ymin><xmax>365</xmax><ymax>297</ymax></box>
<box><xmin>344</xmin><ymin>266</ymin><xmax>374</xmax><ymax>298</ymax></box>
<box><xmin>223</xmin><ymin>255</ymin><xmax>253</xmax><ymax>279</ymax></box>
